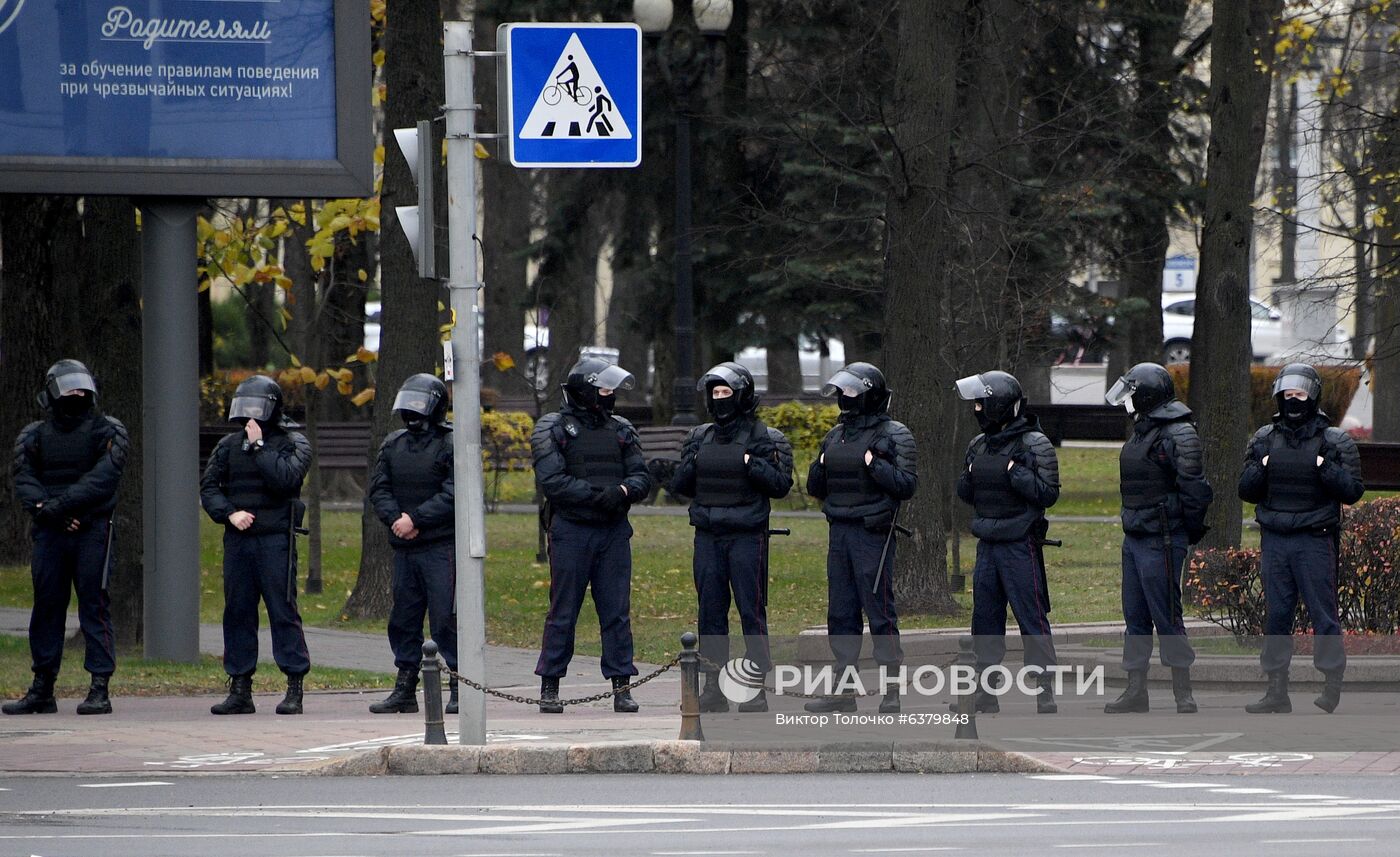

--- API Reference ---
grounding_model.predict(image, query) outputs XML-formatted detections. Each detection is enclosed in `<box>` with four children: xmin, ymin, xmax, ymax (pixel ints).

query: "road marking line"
<box><xmin>1208</xmin><ymin>788</ymin><xmax>1277</xmax><ymax>795</ymax></box>
<box><xmin>1280</xmin><ymin>794</ymin><xmax>1346</xmax><ymax>800</ymax></box>
<box><xmin>1026</xmin><ymin>775</ymin><xmax>1115</xmax><ymax>781</ymax></box>
<box><xmin>1141</xmin><ymin>783</ymin><xmax>1219</xmax><ymax>789</ymax></box>
<box><xmin>1053</xmin><ymin>845</ymin><xmax>1163</xmax><ymax>850</ymax></box>
<box><xmin>851</xmin><ymin>849</ymin><xmax>965</xmax><ymax>853</ymax></box>
<box><xmin>1260</xmin><ymin>839</ymin><xmax>1374</xmax><ymax>845</ymax></box>
<box><xmin>76</xmin><ymin>781</ymin><xmax>173</xmax><ymax>789</ymax></box>
<box><xmin>651</xmin><ymin>852</ymin><xmax>765</xmax><ymax>855</ymax></box>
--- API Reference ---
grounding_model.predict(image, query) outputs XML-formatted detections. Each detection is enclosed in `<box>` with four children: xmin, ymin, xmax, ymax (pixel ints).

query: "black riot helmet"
<box><xmin>227</xmin><ymin>375</ymin><xmax>284</xmax><ymax>425</ymax></box>
<box><xmin>561</xmin><ymin>356</ymin><xmax>636</xmax><ymax>415</ymax></box>
<box><xmin>1106</xmin><ymin>362</ymin><xmax>1176</xmax><ymax>416</ymax></box>
<box><xmin>820</xmin><ymin>362</ymin><xmax>891</xmax><ymax>416</ymax></box>
<box><xmin>1273</xmin><ymin>363</ymin><xmax>1323</xmax><ymax>423</ymax></box>
<box><xmin>38</xmin><ymin>359</ymin><xmax>98</xmax><ymax>412</ymax></box>
<box><xmin>954</xmin><ymin>370</ymin><xmax>1025</xmax><ymax>430</ymax></box>
<box><xmin>393</xmin><ymin>373</ymin><xmax>449</xmax><ymax>425</ymax></box>
<box><xmin>697</xmin><ymin>362</ymin><xmax>757</xmax><ymax>424</ymax></box>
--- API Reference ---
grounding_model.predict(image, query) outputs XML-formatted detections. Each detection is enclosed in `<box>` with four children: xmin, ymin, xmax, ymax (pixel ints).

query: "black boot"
<box><xmin>737</xmin><ymin>688</ymin><xmax>768</xmax><ymax>713</ymax></box>
<box><xmin>369</xmin><ymin>668</ymin><xmax>419</xmax><ymax>714</ymax></box>
<box><xmin>539</xmin><ymin>676</ymin><xmax>563</xmax><ymax>714</ymax></box>
<box><xmin>1246</xmin><ymin>670</ymin><xmax>1291</xmax><ymax>714</ymax></box>
<box><xmin>446</xmin><ymin>679</ymin><xmax>459</xmax><ymax>715</ymax></box>
<box><xmin>3</xmin><ymin>671</ymin><xmax>57</xmax><ymax>715</ymax></box>
<box><xmin>1104</xmin><ymin>670</ymin><xmax>1149</xmax><ymax>714</ymax></box>
<box><xmin>1037</xmin><ymin>676</ymin><xmax>1058</xmax><ymax>714</ymax></box>
<box><xmin>612</xmin><ymin>676</ymin><xmax>639</xmax><ymax>713</ymax></box>
<box><xmin>698</xmin><ymin>672</ymin><xmax>729</xmax><ymax>713</ymax></box>
<box><xmin>804</xmin><ymin>694</ymin><xmax>857</xmax><ymax>713</ymax></box>
<box><xmin>1173</xmin><ymin>667</ymin><xmax>1197</xmax><ymax>714</ymax></box>
<box><xmin>275</xmin><ymin>672</ymin><xmax>305</xmax><ymax>715</ymax></box>
<box><xmin>948</xmin><ymin>689</ymin><xmax>1000</xmax><ymax>714</ymax></box>
<box><xmin>1314</xmin><ymin>669</ymin><xmax>1343</xmax><ymax>714</ymax></box>
<box><xmin>76</xmin><ymin>674</ymin><xmax>113</xmax><ymax>715</ymax></box>
<box><xmin>211</xmin><ymin>674</ymin><xmax>256</xmax><ymax>715</ymax></box>
<box><xmin>878</xmin><ymin>687</ymin><xmax>901</xmax><ymax>714</ymax></box>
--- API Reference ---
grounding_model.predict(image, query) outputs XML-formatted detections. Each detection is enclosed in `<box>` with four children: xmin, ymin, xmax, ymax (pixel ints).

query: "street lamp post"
<box><xmin>633</xmin><ymin>0</ymin><xmax>733</xmax><ymax>425</ymax></box>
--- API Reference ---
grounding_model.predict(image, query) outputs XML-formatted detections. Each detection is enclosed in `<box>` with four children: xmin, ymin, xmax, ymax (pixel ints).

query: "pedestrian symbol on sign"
<box><xmin>519</xmin><ymin>33</ymin><xmax>633</xmax><ymax>141</ymax></box>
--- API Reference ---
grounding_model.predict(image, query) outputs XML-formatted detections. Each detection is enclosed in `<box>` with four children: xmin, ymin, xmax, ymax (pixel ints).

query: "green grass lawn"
<box><xmin>0</xmin><ymin>634</ymin><xmax>390</xmax><ymax>699</ymax></box>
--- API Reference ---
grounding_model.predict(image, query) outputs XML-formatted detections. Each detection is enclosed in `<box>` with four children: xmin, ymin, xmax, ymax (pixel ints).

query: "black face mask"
<box><xmin>838</xmin><ymin>394</ymin><xmax>862</xmax><ymax>415</ymax></box>
<box><xmin>596</xmin><ymin>392</ymin><xmax>616</xmax><ymax>414</ymax></box>
<box><xmin>54</xmin><ymin>394</ymin><xmax>93</xmax><ymax>420</ymax></box>
<box><xmin>710</xmin><ymin>396</ymin><xmax>740</xmax><ymax>424</ymax></box>
<box><xmin>403</xmin><ymin>413</ymin><xmax>430</xmax><ymax>433</ymax></box>
<box><xmin>1281</xmin><ymin>397</ymin><xmax>1313</xmax><ymax>423</ymax></box>
<box><xmin>975</xmin><ymin>407</ymin><xmax>999</xmax><ymax>432</ymax></box>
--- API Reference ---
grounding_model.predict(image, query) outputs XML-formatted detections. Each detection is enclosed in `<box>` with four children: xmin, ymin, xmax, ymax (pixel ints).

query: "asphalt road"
<box><xmin>2</xmin><ymin>773</ymin><xmax>1399</xmax><ymax>857</ymax></box>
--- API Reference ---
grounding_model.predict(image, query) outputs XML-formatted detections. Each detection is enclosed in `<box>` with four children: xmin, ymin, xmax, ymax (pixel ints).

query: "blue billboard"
<box><xmin>0</xmin><ymin>0</ymin><xmax>370</xmax><ymax>197</ymax></box>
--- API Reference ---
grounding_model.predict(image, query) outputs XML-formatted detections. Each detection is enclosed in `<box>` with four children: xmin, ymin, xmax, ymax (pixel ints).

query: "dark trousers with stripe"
<box><xmin>28</xmin><ymin>522</ymin><xmax>115</xmax><ymax>676</ymax></box>
<box><xmin>825</xmin><ymin>522</ymin><xmax>902</xmax><ymax>672</ymax></box>
<box><xmin>971</xmin><ymin>537</ymin><xmax>1057</xmax><ymax>670</ymax></box>
<box><xmin>1121</xmin><ymin>531</ymin><xmax>1195</xmax><ymax>671</ymax></box>
<box><xmin>1260</xmin><ymin>529</ymin><xmax>1345</xmax><ymax>675</ymax></box>
<box><xmin>536</xmin><ymin>517</ymin><xmax>637</xmax><ymax>679</ymax></box>
<box><xmin>388</xmin><ymin>540</ymin><xmax>458</xmax><ymax>672</ymax></box>
<box><xmin>694</xmin><ymin>529</ymin><xmax>770</xmax><ymax>672</ymax></box>
<box><xmin>221</xmin><ymin>531</ymin><xmax>311</xmax><ymax>677</ymax></box>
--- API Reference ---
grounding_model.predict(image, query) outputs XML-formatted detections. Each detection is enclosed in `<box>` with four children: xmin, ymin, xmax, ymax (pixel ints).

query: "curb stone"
<box><xmin>308</xmin><ymin>740</ymin><xmax>1058</xmax><ymax>775</ymax></box>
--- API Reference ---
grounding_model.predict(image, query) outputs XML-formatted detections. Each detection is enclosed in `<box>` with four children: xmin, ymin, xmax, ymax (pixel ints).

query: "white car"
<box><xmin>1161</xmin><ymin>296</ymin><xmax>1284</xmax><ymax>363</ymax></box>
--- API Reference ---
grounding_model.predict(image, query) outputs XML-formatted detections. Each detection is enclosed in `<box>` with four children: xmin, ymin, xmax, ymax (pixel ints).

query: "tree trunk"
<box><xmin>344</xmin><ymin>0</ymin><xmax>447</xmax><ymax>619</ymax></box>
<box><xmin>763</xmin><ymin>318</ymin><xmax>803</xmax><ymax>398</ymax></box>
<box><xmin>1371</xmin><ymin>96</ymin><xmax>1400</xmax><ymax>441</ymax></box>
<box><xmin>880</xmin><ymin>0</ymin><xmax>969</xmax><ymax>614</ymax></box>
<box><xmin>1188</xmin><ymin>0</ymin><xmax>1283</xmax><ymax>549</ymax></box>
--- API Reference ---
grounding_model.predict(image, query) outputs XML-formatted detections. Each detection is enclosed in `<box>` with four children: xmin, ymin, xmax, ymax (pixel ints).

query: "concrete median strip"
<box><xmin>308</xmin><ymin>740</ymin><xmax>1058</xmax><ymax>776</ymax></box>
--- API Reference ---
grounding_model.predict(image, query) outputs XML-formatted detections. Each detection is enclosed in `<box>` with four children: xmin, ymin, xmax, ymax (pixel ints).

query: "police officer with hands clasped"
<box><xmin>200</xmin><ymin>376</ymin><xmax>313</xmax><ymax>716</ymax></box>
<box><xmin>1103</xmin><ymin>363</ymin><xmax>1212</xmax><ymax>714</ymax></box>
<box><xmin>6</xmin><ymin>360</ymin><xmax>128</xmax><ymax>716</ymax></box>
<box><xmin>367</xmin><ymin>374</ymin><xmax>460</xmax><ymax>716</ymax></box>
<box><xmin>532</xmin><ymin>357</ymin><xmax>652</xmax><ymax>714</ymax></box>
<box><xmin>804</xmin><ymin>362</ymin><xmax>917</xmax><ymax>715</ymax></box>
<box><xmin>1238</xmin><ymin>363</ymin><xmax>1364</xmax><ymax>714</ymax></box>
<box><xmin>955</xmin><ymin>370</ymin><xmax>1061</xmax><ymax>714</ymax></box>
<box><xmin>669</xmin><ymin>362</ymin><xmax>794</xmax><ymax>713</ymax></box>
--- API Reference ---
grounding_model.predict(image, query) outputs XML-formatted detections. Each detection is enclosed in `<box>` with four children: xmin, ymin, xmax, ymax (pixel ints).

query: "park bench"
<box><xmin>636</xmin><ymin>425</ymin><xmax>692</xmax><ymax>504</ymax></box>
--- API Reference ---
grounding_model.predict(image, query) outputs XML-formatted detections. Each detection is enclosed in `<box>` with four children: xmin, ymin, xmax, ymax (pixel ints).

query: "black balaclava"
<box><xmin>402</xmin><ymin>412</ymin><xmax>430</xmax><ymax>433</ymax></box>
<box><xmin>53</xmin><ymin>391</ymin><xmax>94</xmax><ymax>423</ymax></box>
<box><xmin>596</xmin><ymin>390</ymin><xmax>617</xmax><ymax>415</ymax></box>
<box><xmin>1281</xmin><ymin>396</ymin><xmax>1316</xmax><ymax>424</ymax></box>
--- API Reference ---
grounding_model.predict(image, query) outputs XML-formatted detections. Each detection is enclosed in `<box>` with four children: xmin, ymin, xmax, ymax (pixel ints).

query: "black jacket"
<box><xmin>807</xmin><ymin>413</ymin><xmax>917</xmax><ymax>527</ymax></box>
<box><xmin>200</xmin><ymin>428</ymin><xmax>312</xmax><ymax>536</ymax></box>
<box><xmin>1238</xmin><ymin>412</ymin><xmax>1364</xmax><ymax>534</ymax></box>
<box><xmin>367</xmin><ymin>425</ymin><xmax>455</xmax><ymax>550</ymax></box>
<box><xmin>956</xmin><ymin>415</ymin><xmax>1059</xmax><ymax>542</ymax></box>
<box><xmin>12</xmin><ymin>412</ymin><xmax>129</xmax><ymax>530</ymax></box>
<box><xmin>669</xmin><ymin>416</ymin><xmax>795</xmax><ymax>535</ymax></box>
<box><xmin>1119</xmin><ymin>401</ymin><xmax>1213</xmax><ymax>540</ymax></box>
<box><xmin>531</xmin><ymin>405</ymin><xmax>652</xmax><ymax>526</ymax></box>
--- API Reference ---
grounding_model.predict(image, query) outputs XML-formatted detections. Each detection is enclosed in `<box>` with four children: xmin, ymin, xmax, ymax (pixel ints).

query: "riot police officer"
<box><xmin>1239</xmin><ymin>363</ymin><xmax>1364</xmax><ymax>714</ymax></box>
<box><xmin>669</xmin><ymin>363</ymin><xmax>794</xmax><ymax>713</ymax></box>
<box><xmin>366</xmin><ymin>374</ymin><xmax>459</xmax><ymax>716</ymax></box>
<box><xmin>804</xmin><ymin>363</ymin><xmax>917</xmax><ymax>714</ymax></box>
<box><xmin>955</xmin><ymin>370</ymin><xmax>1060</xmax><ymax>714</ymax></box>
<box><xmin>1103</xmin><ymin>363</ymin><xmax>1212</xmax><ymax>714</ymax></box>
<box><xmin>199</xmin><ymin>376</ymin><xmax>312</xmax><ymax>715</ymax></box>
<box><xmin>532</xmin><ymin>358</ymin><xmax>652</xmax><ymax>714</ymax></box>
<box><xmin>5</xmin><ymin>360</ymin><xmax>128</xmax><ymax>716</ymax></box>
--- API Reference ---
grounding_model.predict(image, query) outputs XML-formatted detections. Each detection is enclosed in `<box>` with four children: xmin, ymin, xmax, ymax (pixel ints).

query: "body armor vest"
<box><xmin>970</xmin><ymin>449</ymin><xmax>1029</xmax><ymax>520</ymax></box>
<box><xmin>390</xmin><ymin>433</ymin><xmax>448</xmax><ymax>513</ymax></box>
<box><xmin>694</xmin><ymin>427</ymin><xmax>758</xmax><ymax>507</ymax></box>
<box><xmin>1119</xmin><ymin>428</ymin><xmax>1174</xmax><ymax>510</ymax></box>
<box><xmin>35</xmin><ymin>417</ymin><xmax>103</xmax><ymax>495</ymax></box>
<box><xmin>823</xmin><ymin>426</ymin><xmax>884</xmax><ymax>512</ymax></box>
<box><xmin>1264</xmin><ymin>432</ymin><xmax>1325</xmax><ymax>514</ymax></box>
<box><xmin>562</xmin><ymin>418</ymin><xmax>626</xmax><ymax>489</ymax></box>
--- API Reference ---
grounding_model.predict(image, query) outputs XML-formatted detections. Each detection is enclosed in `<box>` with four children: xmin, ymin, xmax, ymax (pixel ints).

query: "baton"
<box><xmin>871</xmin><ymin>505</ymin><xmax>904</xmax><ymax>596</ymax></box>
<box><xmin>100</xmin><ymin>515</ymin><xmax>116</xmax><ymax>591</ymax></box>
<box><xmin>1037</xmin><ymin>538</ymin><xmax>1062</xmax><ymax>548</ymax></box>
<box><xmin>767</xmin><ymin>528</ymin><xmax>791</xmax><ymax>536</ymax></box>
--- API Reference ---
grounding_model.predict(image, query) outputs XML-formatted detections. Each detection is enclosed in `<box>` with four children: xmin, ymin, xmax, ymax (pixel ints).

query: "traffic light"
<box><xmin>392</xmin><ymin>119</ymin><xmax>436</xmax><ymax>279</ymax></box>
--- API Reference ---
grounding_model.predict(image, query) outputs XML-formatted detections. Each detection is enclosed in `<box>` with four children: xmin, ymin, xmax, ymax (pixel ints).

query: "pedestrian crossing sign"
<box><xmin>504</xmin><ymin>23</ymin><xmax>643</xmax><ymax>168</ymax></box>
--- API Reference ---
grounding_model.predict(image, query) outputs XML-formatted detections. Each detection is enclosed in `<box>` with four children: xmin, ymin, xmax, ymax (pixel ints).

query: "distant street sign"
<box><xmin>503</xmin><ymin>23</ymin><xmax>641</xmax><ymax>168</ymax></box>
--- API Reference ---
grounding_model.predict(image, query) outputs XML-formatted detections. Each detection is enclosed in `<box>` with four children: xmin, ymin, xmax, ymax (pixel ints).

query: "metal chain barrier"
<box><xmin>437</xmin><ymin>657</ymin><xmax>681</xmax><ymax>708</ymax></box>
<box><xmin>695</xmin><ymin>654</ymin><xmax>882</xmax><ymax>699</ymax></box>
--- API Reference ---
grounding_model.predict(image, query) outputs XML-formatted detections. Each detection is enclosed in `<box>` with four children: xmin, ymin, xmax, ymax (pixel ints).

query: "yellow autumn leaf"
<box><xmin>492</xmin><ymin>352</ymin><xmax>516</xmax><ymax>371</ymax></box>
<box><xmin>299</xmin><ymin>365</ymin><xmax>317</xmax><ymax>384</ymax></box>
<box><xmin>474</xmin><ymin>141</ymin><xmax>490</xmax><ymax>160</ymax></box>
<box><xmin>355</xmin><ymin>346</ymin><xmax>379</xmax><ymax>364</ymax></box>
<box><xmin>336</xmin><ymin>380</ymin><xmax>352</xmax><ymax>396</ymax></box>
<box><xmin>288</xmin><ymin>353</ymin><xmax>302</xmax><ymax>368</ymax></box>
<box><xmin>336</xmin><ymin>367</ymin><xmax>355</xmax><ymax>382</ymax></box>
<box><xmin>373</xmin><ymin>48</ymin><xmax>385</xmax><ymax>68</ymax></box>
<box><xmin>351</xmin><ymin>387</ymin><xmax>376</xmax><ymax>407</ymax></box>
<box><xmin>358</xmin><ymin>269</ymin><xmax>369</xmax><ymax>282</ymax></box>
<box><xmin>315</xmin><ymin>371</ymin><xmax>331</xmax><ymax>390</ymax></box>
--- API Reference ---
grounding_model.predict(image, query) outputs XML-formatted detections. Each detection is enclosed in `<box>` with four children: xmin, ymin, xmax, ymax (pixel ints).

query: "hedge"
<box><xmin>1165</xmin><ymin>364</ymin><xmax>1360</xmax><ymax>430</ymax></box>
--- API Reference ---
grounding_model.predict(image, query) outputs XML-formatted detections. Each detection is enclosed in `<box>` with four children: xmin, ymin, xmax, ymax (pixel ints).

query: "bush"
<box><xmin>1166</xmin><ymin>364</ymin><xmax>1360</xmax><ymax>430</ymax></box>
<box><xmin>757</xmin><ymin>400</ymin><xmax>840</xmax><ymax>461</ymax></box>
<box><xmin>1185</xmin><ymin>497</ymin><xmax>1400</xmax><ymax>636</ymax></box>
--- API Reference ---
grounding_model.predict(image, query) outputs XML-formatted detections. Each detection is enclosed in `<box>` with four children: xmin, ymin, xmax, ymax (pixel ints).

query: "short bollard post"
<box><xmin>422</xmin><ymin>640</ymin><xmax>448</xmax><ymax>746</ymax></box>
<box><xmin>678</xmin><ymin>631</ymin><xmax>705</xmax><ymax>742</ymax></box>
<box><xmin>954</xmin><ymin>634</ymin><xmax>979</xmax><ymax>740</ymax></box>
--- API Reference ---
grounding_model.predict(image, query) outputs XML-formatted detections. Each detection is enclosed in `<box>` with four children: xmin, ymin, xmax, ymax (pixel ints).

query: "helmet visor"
<box><xmin>1272</xmin><ymin>372</ymin><xmax>1320</xmax><ymax>399</ymax></box>
<box><xmin>585</xmin><ymin>364</ymin><xmax>636</xmax><ymax>392</ymax></box>
<box><xmin>228</xmin><ymin>395</ymin><xmax>275</xmax><ymax>422</ymax></box>
<box><xmin>821</xmin><ymin>368</ymin><xmax>874</xmax><ymax>399</ymax></box>
<box><xmin>954</xmin><ymin>374</ymin><xmax>991</xmax><ymax>401</ymax></box>
<box><xmin>48</xmin><ymin>370</ymin><xmax>96</xmax><ymax>399</ymax></box>
<box><xmin>697</xmin><ymin>364</ymin><xmax>749</xmax><ymax>393</ymax></box>
<box><xmin>1105</xmin><ymin>377</ymin><xmax>1135</xmax><ymax>406</ymax></box>
<box><xmin>392</xmin><ymin>389</ymin><xmax>437</xmax><ymax>416</ymax></box>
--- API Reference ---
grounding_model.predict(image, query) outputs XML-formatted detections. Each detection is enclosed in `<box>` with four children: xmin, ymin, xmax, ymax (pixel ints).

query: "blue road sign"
<box><xmin>505</xmin><ymin>23</ymin><xmax>641</xmax><ymax>168</ymax></box>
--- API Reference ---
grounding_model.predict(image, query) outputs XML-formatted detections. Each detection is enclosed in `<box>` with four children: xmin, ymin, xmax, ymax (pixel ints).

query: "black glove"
<box><xmin>870</xmin><ymin>436</ymin><xmax>896</xmax><ymax>462</ymax></box>
<box><xmin>598</xmin><ymin>485</ymin><xmax>629</xmax><ymax>513</ymax></box>
<box><xmin>1187</xmin><ymin>523</ymin><xmax>1211</xmax><ymax>546</ymax></box>
<box><xmin>34</xmin><ymin>503</ymin><xmax>65</xmax><ymax>527</ymax></box>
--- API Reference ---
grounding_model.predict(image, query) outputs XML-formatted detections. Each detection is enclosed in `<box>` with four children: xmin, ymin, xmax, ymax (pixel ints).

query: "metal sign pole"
<box><xmin>444</xmin><ymin>21</ymin><xmax>489</xmax><ymax>746</ymax></box>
